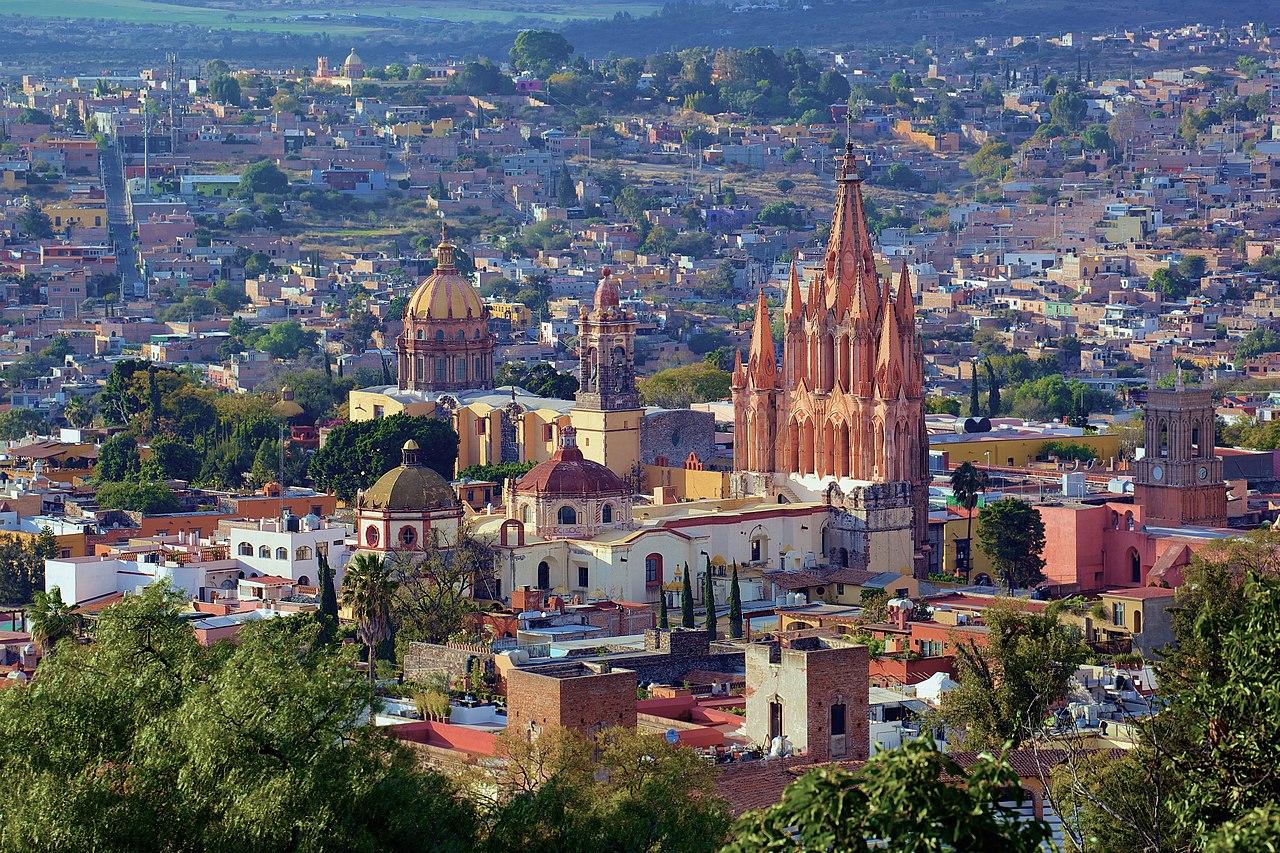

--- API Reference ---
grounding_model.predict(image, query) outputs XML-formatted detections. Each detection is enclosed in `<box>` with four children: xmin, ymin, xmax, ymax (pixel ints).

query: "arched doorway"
<box><xmin>537</xmin><ymin>561</ymin><xmax>550</xmax><ymax>590</ymax></box>
<box><xmin>1129</xmin><ymin>548</ymin><xmax>1141</xmax><ymax>584</ymax></box>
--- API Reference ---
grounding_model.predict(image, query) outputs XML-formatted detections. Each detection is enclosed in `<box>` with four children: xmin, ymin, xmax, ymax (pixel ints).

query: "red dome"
<box><xmin>516</xmin><ymin>427</ymin><xmax>629</xmax><ymax>497</ymax></box>
<box><xmin>593</xmin><ymin>271</ymin><xmax>620</xmax><ymax>310</ymax></box>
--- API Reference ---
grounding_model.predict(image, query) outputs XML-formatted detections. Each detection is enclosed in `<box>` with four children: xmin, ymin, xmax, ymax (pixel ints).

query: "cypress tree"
<box><xmin>704</xmin><ymin>561</ymin><xmax>717</xmax><ymax>639</ymax></box>
<box><xmin>969</xmin><ymin>366</ymin><xmax>980</xmax><ymax>417</ymax></box>
<box><xmin>728</xmin><ymin>562</ymin><xmax>743</xmax><ymax>639</ymax></box>
<box><xmin>314</xmin><ymin>549</ymin><xmax>339</xmax><ymax>646</ymax></box>
<box><xmin>657</xmin><ymin>585</ymin><xmax>669</xmax><ymax>629</ymax></box>
<box><xmin>985</xmin><ymin>360</ymin><xmax>1001</xmax><ymax>418</ymax></box>
<box><xmin>680</xmin><ymin>563</ymin><xmax>695</xmax><ymax>628</ymax></box>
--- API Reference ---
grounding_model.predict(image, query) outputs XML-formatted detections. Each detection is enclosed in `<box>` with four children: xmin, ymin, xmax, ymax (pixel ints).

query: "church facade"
<box><xmin>731</xmin><ymin>147</ymin><xmax>930</xmax><ymax>578</ymax></box>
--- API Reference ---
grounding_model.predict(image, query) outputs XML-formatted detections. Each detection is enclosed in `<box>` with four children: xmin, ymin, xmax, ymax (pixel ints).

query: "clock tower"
<box><xmin>1133</xmin><ymin>382</ymin><xmax>1227</xmax><ymax>528</ymax></box>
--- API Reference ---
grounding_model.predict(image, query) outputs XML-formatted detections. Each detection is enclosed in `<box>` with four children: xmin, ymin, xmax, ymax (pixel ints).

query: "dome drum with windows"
<box><xmin>396</xmin><ymin>233</ymin><xmax>494</xmax><ymax>393</ymax></box>
<box><xmin>509</xmin><ymin>427</ymin><xmax>633</xmax><ymax>540</ymax></box>
<box><xmin>354</xmin><ymin>440</ymin><xmax>463</xmax><ymax>553</ymax></box>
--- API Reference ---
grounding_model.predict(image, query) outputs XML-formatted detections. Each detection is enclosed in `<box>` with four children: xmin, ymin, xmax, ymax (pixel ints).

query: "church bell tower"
<box><xmin>571</xmin><ymin>269</ymin><xmax>642</xmax><ymax>476</ymax></box>
<box><xmin>1132</xmin><ymin>379</ymin><xmax>1227</xmax><ymax>528</ymax></box>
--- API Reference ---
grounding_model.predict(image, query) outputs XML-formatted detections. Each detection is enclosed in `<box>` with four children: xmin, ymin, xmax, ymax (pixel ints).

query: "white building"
<box><xmin>226</xmin><ymin>513</ymin><xmax>352</xmax><ymax>588</ymax></box>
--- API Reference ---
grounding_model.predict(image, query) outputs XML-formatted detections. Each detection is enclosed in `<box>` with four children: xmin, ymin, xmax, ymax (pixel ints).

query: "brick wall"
<box><xmin>506</xmin><ymin>663</ymin><xmax>638</xmax><ymax>735</ymax></box>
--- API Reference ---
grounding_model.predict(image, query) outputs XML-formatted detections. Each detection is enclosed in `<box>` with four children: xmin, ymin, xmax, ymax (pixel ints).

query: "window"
<box><xmin>521</xmin><ymin>504</ymin><xmax>531</xmax><ymax>523</ymax></box>
<box><xmin>455</xmin><ymin>360</ymin><xmax>466</xmax><ymax>380</ymax></box>
<box><xmin>601</xmin><ymin>503</ymin><xmax>613</xmax><ymax>523</ymax></box>
<box><xmin>920</xmin><ymin>640</ymin><xmax>943</xmax><ymax>657</ymax></box>
<box><xmin>578</xmin><ymin>566</ymin><xmax>589</xmax><ymax>588</ymax></box>
<box><xmin>238</xmin><ymin>542</ymin><xmax>253</xmax><ymax>556</ymax></box>
<box><xmin>836</xmin><ymin>583</ymin><xmax>845</xmax><ymax>596</ymax></box>
<box><xmin>400</xmin><ymin>526</ymin><xmax>417</xmax><ymax>547</ymax></box>
<box><xmin>894</xmin><ymin>588</ymin><xmax>908</xmax><ymax>598</ymax></box>
<box><xmin>365</xmin><ymin>525</ymin><xmax>380</xmax><ymax>547</ymax></box>
<box><xmin>259</xmin><ymin>545</ymin><xmax>270</xmax><ymax>558</ymax></box>
<box><xmin>557</xmin><ymin>505</ymin><xmax>577</xmax><ymax>525</ymax></box>
<box><xmin>751</xmin><ymin>537</ymin><xmax>762</xmax><ymax>562</ymax></box>
<box><xmin>435</xmin><ymin>329</ymin><xmax>444</xmax><ymax>342</ymax></box>
<box><xmin>830</xmin><ymin>702</ymin><xmax>846</xmax><ymax>737</ymax></box>
<box><xmin>645</xmin><ymin>553</ymin><xmax>662</xmax><ymax>584</ymax></box>
<box><xmin>1112</xmin><ymin>602</ymin><xmax>1125</xmax><ymax>627</ymax></box>
<box><xmin>275</xmin><ymin>547</ymin><xmax>288</xmax><ymax>560</ymax></box>
<box><xmin>1129</xmin><ymin>549</ymin><xmax>1141</xmax><ymax>584</ymax></box>
<box><xmin>435</xmin><ymin>360</ymin><xmax>445</xmax><ymax>381</ymax></box>
<box><xmin>1133</xmin><ymin>610</ymin><xmax>1142</xmax><ymax>634</ymax></box>
<box><xmin>297</xmin><ymin>576</ymin><xmax>310</xmax><ymax>586</ymax></box>
<box><xmin>296</xmin><ymin>546</ymin><xmax>312</xmax><ymax>560</ymax></box>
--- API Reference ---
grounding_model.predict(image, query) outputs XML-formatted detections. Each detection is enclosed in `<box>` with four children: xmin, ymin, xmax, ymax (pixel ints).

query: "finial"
<box><xmin>1175</xmin><ymin>364</ymin><xmax>1184</xmax><ymax>391</ymax></box>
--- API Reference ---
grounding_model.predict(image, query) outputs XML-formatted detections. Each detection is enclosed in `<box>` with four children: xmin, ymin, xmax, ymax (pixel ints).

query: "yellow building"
<box><xmin>931</xmin><ymin>430</ymin><xmax>1120</xmax><ymax>469</ymax></box>
<box><xmin>42</xmin><ymin>199</ymin><xmax>107</xmax><ymax>231</ymax></box>
<box><xmin>487</xmin><ymin>301</ymin><xmax>534</xmax><ymax>330</ymax></box>
<box><xmin>348</xmin><ymin>386</ymin><xmax>573</xmax><ymax>473</ymax></box>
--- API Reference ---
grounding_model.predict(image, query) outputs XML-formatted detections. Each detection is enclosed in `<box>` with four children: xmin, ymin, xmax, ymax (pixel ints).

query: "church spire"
<box><xmin>747</xmin><ymin>289</ymin><xmax>777</xmax><ymax>387</ymax></box>
<box><xmin>823</xmin><ymin>139</ymin><xmax>880</xmax><ymax>323</ymax></box>
<box><xmin>784</xmin><ymin>260</ymin><xmax>804</xmax><ymax>321</ymax></box>
<box><xmin>732</xmin><ymin>346</ymin><xmax>746</xmax><ymax>388</ymax></box>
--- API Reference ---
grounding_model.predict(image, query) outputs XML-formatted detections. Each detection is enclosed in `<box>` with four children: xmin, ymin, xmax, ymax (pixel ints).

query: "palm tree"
<box><xmin>340</xmin><ymin>553</ymin><xmax>397</xmax><ymax>682</ymax></box>
<box><xmin>28</xmin><ymin>586</ymin><xmax>76</xmax><ymax>656</ymax></box>
<box><xmin>950</xmin><ymin>462</ymin><xmax>988</xmax><ymax>580</ymax></box>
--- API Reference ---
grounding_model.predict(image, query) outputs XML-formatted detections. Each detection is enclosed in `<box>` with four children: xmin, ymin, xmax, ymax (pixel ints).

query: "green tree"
<box><xmin>0</xmin><ymin>408</ymin><xmax>48</xmax><ymax>440</ymax></box>
<box><xmin>966</xmin><ymin>140</ymin><xmax>1012</xmax><ymax>179</ymax></box>
<box><xmin>208</xmin><ymin>74</ymin><xmax>242</xmax><ymax>106</ymax></box>
<box><xmin>149</xmin><ymin>435</ymin><xmax>202</xmax><ymax>482</ymax></box>
<box><xmin>657</xmin><ymin>584</ymin><xmax>669</xmax><ymax>629</ymax></box>
<box><xmin>1048</xmin><ymin>89</ymin><xmax>1086</xmax><ymax>132</ymax></box>
<box><xmin>939</xmin><ymin>598</ymin><xmax>1087</xmax><ymax>750</ymax></box>
<box><xmin>237</xmin><ymin>159</ymin><xmax>288</xmax><ymax>196</ymax></box>
<box><xmin>727</xmin><ymin>562</ymin><xmax>743</xmax><ymax>639</ymax></box>
<box><xmin>27</xmin><ymin>586</ymin><xmax>76</xmax><ymax>656</ymax></box>
<box><xmin>309</xmin><ymin>414</ymin><xmax>459</xmax><ymax>501</ymax></box>
<box><xmin>341</xmin><ymin>553</ymin><xmax>397</xmax><ymax>682</ymax></box>
<box><xmin>975</xmin><ymin>497</ymin><xmax>1046</xmax><ymax>590</ymax></box>
<box><xmin>15</xmin><ymin>203</ymin><xmax>53</xmax><ymax>239</ymax></box>
<box><xmin>949</xmin><ymin>462</ymin><xmax>988</xmax><ymax>577</ymax></box>
<box><xmin>1049</xmin><ymin>535</ymin><xmax>1280</xmax><ymax>850</ymax></box>
<box><xmin>680</xmin><ymin>563</ymin><xmax>695</xmax><ymax>628</ymax></box>
<box><xmin>96</xmin><ymin>433</ymin><xmax>142</xmax><ymax>482</ymax></box>
<box><xmin>96</xmin><ymin>481</ymin><xmax>181</xmax><ymax>514</ymax></box>
<box><xmin>969</xmin><ymin>367</ymin><xmax>981</xmax><ymax>417</ymax></box>
<box><xmin>443</xmin><ymin>60</ymin><xmax>515</xmax><ymax>96</ymax></box>
<box><xmin>315</xmin><ymin>549</ymin><xmax>339</xmax><ymax>646</ymax></box>
<box><xmin>0</xmin><ymin>583</ymin><xmax>477</xmax><ymax>850</ymax></box>
<box><xmin>1081</xmin><ymin>122</ymin><xmax>1112</xmax><ymax>152</ymax></box>
<box><xmin>208</xmin><ymin>280</ymin><xmax>249</xmax><ymax>312</ymax></box>
<box><xmin>479</xmin><ymin>726</ymin><xmax>729</xmax><ymax>852</ymax></box>
<box><xmin>494</xmin><ymin>362</ymin><xmax>579</xmax><ymax>400</ymax></box>
<box><xmin>510</xmin><ymin>30</ymin><xmax>573</xmax><ymax>75</ymax></box>
<box><xmin>63</xmin><ymin>396</ymin><xmax>94</xmax><ymax>429</ymax></box>
<box><xmin>724</xmin><ymin>738</ymin><xmax>1049</xmax><ymax>852</ymax></box>
<box><xmin>639</xmin><ymin>363</ymin><xmax>731</xmax><ymax>408</ymax></box>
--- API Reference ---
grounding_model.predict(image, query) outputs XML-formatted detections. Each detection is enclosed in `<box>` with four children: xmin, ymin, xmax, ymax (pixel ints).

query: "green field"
<box><xmin>2</xmin><ymin>0</ymin><xmax>659</xmax><ymax>33</ymax></box>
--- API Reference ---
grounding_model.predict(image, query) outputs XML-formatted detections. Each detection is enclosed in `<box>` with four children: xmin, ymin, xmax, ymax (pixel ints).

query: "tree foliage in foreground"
<box><xmin>0</xmin><ymin>584</ymin><xmax>475</xmax><ymax>851</ymax></box>
<box><xmin>723</xmin><ymin>738</ymin><xmax>1048</xmax><ymax>852</ymax></box>
<box><xmin>1049</xmin><ymin>532</ymin><xmax>1280</xmax><ymax>852</ymax></box>
<box><xmin>938</xmin><ymin>598</ymin><xmax>1087</xmax><ymax>751</ymax></box>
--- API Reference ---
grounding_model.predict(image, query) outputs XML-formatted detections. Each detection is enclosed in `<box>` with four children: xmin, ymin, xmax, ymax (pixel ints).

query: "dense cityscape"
<box><xmin>0</xmin><ymin>5</ymin><xmax>1278</xmax><ymax>850</ymax></box>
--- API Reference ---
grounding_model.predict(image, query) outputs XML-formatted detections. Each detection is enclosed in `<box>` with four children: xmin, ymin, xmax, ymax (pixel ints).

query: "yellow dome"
<box><xmin>406</xmin><ymin>239</ymin><xmax>484</xmax><ymax>321</ymax></box>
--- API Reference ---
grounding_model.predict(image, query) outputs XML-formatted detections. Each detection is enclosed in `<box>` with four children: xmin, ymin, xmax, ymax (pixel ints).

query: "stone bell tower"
<box><xmin>571</xmin><ymin>269</ymin><xmax>642</xmax><ymax>476</ymax></box>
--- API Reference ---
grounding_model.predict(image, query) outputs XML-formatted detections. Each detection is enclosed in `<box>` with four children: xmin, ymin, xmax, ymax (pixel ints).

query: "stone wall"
<box><xmin>506</xmin><ymin>662</ymin><xmax>638</xmax><ymax>735</ymax></box>
<box><xmin>402</xmin><ymin>641</ymin><xmax>493</xmax><ymax>686</ymax></box>
<box><xmin>640</xmin><ymin>409</ymin><xmax>715</xmax><ymax>466</ymax></box>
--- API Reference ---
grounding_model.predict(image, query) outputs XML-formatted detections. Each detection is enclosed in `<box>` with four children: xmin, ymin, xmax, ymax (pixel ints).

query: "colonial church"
<box><xmin>731</xmin><ymin>145</ymin><xmax>931</xmax><ymax>578</ymax></box>
<box><xmin>347</xmin><ymin>237</ymin><xmax>712</xmax><ymax>483</ymax></box>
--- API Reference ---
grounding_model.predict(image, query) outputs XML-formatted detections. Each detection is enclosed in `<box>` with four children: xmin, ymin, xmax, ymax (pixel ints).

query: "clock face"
<box><xmin>1198</xmin><ymin>466</ymin><xmax>1209</xmax><ymax>481</ymax></box>
<box><xmin>1151</xmin><ymin>465</ymin><xmax>1164</xmax><ymax>482</ymax></box>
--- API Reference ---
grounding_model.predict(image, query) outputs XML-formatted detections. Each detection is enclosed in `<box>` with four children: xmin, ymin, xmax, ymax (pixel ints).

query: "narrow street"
<box><xmin>100</xmin><ymin>144</ymin><xmax>140</xmax><ymax>295</ymax></box>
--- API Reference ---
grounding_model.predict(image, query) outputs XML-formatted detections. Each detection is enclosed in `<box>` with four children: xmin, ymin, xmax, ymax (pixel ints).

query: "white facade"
<box><xmin>227</xmin><ymin>517</ymin><xmax>352</xmax><ymax>587</ymax></box>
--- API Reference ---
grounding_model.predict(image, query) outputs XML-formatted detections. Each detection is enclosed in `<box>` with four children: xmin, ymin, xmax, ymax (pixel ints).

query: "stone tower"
<box><xmin>1133</xmin><ymin>379</ymin><xmax>1227</xmax><ymax>528</ymax></box>
<box><xmin>572</xmin><ymin>270</ymin><xmax>642</xmax><ymax>475</ymax></box>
